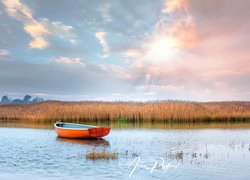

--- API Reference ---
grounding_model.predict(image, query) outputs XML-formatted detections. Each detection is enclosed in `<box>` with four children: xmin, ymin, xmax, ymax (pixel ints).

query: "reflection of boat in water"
<box><xmin>54</xmin><ymin>122</ymin><xmax>110</xmax><ymax>139</ymax></box>
<box><xmin>56</xmin><ymin>137</ymin><xmax>110</xmax><ymax>146</ymax></box>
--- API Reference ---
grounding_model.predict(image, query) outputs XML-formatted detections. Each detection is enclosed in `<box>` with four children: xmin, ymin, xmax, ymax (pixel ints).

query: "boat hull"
<box><xmin>54</xmin><ymin>122</ymin><xmax>110</xmax><ymax>139</ymax></box>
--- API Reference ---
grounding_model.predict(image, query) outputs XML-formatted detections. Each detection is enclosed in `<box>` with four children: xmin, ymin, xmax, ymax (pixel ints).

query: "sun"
<box><xmin>147</xmin><ymin>36</ymin><xmax>179</xmax><ymax>62</ymax></box>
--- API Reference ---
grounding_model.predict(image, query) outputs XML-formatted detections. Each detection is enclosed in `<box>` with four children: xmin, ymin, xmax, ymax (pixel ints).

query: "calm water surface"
<box><xmin>0</xmin><ymin>121</ymin><xmax>250</xmax><ymax>179</ymax></box>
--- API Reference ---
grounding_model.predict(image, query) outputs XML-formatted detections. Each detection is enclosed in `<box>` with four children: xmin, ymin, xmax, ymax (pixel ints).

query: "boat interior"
<box><xmin>56</xmin><ymin>122</ymin><xmax>94</xmax><ymax>129</ymax></box>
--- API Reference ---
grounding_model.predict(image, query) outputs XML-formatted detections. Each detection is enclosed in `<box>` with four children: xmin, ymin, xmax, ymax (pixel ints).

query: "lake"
<box><xmin>0</xmin><ymin>121</ymin><xmax>250</xmax><ymax>179</ymax></box>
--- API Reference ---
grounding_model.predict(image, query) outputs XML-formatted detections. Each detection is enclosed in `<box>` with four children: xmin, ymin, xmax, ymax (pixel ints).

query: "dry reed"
<box><xmin>0</xmin><ymin>100</ymin><xmax>250</xmax><ymax>122</ymax></box>
<box><xmin>86</xmin><ymin>149</ymin><xmax>118</xmax><ymax>160</ymax></box>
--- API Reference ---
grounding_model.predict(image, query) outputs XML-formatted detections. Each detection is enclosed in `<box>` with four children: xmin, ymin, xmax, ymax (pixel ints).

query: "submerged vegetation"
<box><xmin>86</xmin><ymin>149</ymin><xmax>118</xmax><ymax>160</ymax></box>
<box><xmin>0</xmin><ymin>100</ymin><xmax>250</xmax><ymax>122</ymax></box>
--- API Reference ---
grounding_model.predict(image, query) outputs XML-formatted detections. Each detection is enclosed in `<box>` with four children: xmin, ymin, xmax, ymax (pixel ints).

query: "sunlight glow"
<box><xmin>147</xmin><ymin>36</ymin><xmax>179</xmax><ymax>62</ymax></box>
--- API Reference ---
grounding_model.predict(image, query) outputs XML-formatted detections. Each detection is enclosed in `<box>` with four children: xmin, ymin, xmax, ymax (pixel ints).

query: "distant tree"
<box><xmin>32</xmin><ymin>97</ymin><xmax>44</xmax><ymax>103</ymax></box>
<box><xmin>23</xmin><ymin>95</ymin><xmax>32</xmax><ymax>103</ymax></box>
<box><xmin>1</xmin><ymin>95</ymin><xmax>44</xmax><ymax>104</ymax></box>
<box><xmin>1</xmin><ymin>95</ymin><xmax>10</xmax><ymax>104</ymax></box>
<box><xmin>11</xmin><ymin>99</ymin><xmax>24</xmax><ymax>104</ymax></box>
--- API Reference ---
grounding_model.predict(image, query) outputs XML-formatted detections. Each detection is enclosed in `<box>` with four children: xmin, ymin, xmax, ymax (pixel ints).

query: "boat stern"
<box><xmin>88</xmin><ymin>127</ymin><xmax>110</xmax><ymax>138</ymax></box>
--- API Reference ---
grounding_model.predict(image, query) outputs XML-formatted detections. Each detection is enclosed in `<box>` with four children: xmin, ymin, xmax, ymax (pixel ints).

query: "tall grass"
<box><xmin>86</xmin><ymin>149</ymin><xmax>118</xmax><ymax>160</ymax></box>
<box><xmin>0</xmin><ymin>100</ymin><xmax>249</xmax><ymax>122</ymax></box>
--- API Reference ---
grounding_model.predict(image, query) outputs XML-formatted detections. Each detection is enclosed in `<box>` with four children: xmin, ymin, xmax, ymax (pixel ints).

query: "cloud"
<box><xmin>42</xmin><ymin>18</ymin><xmax>76</xmax><ymax>43</ymax></box>
<box><xmin>0</xmin><ymin>0</ymin><xmax>249</xmax><ymax>101</ymax></box>
<box><xmin>99</xmin><ymin>64</ymin><xmax>131</xmax><ymax>80</ymax></box>
<box><xmin>97</xmin><ymin>2</ymin><xmax>112</xmax><ymax>23</ymax></box>
<box><xmin>1</xmin><ymin>0</ymin><xmax>76</xmax><ymax>49</ymax></box>
<box><xmin>2</xmin><ymin>0</ymin><xmax>33</xmax><ymax>20</ymax></box>
<box><xmin>2</xmin><ymin>0</ymin><xmax>48</xmax><ymax>49</ymax></box>
<box><xmin>117</xmin><ymin>0</ymin><xmax>250</xmax><ymax>100</ymax></box>
<box><xmin>162</xmin><ymin>0</ymin><xmax>189</xmax><ymax>14</ymax></box>
<box><xmin>0</xmin><ymin>49</ymin><xmax>10</xmax><ymax>57</ymax></box>
<box><xmin>0</xmin><ymin>57</ymin><xmax>140</xmax><ymax>101</ymax></box>
<box><xmin>120</xmin><ymin>0</ymin><xmax>196</xmax><ymax>66</ymax></box>
<box><xmin>95</xmin><ymin>31</ymin><xmax>110</xmax><ymax>58</ymax></box>
<box><xmin>54</xmin><ymin>56</ymin><xmax>85</xmax><ymax>67</ymax></box>
<box><xmin>111</xmin><ymin>93</ymin><xmax>122</xmax><ymax>96</ymax></box>
<box><xmin>122</xmin><ymin>49</ymin><xmax>141</xmax><ymax>59</ymax></box>
<box><xmin>143</xmin><ymin>92</ymin><xmax>157</xmax><ymax>96</ymax></box>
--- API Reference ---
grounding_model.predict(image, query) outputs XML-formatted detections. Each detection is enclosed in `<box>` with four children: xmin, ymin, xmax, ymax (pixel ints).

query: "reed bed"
<box><xmin>0</xmin><ymin>100</ymin><xmax>250</xmax><ymax>122</ymax></box>
<box><xmin>86</xmin><ymin>149</ymin><xmax>118</xmax><ymax>160</ymax></box>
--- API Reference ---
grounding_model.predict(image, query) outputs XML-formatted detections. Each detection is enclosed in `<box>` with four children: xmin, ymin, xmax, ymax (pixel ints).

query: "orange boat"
<box><xmin>54</xmin><ymin>122</ymin><xmax>110</xmax><ymax>139</ymax></box>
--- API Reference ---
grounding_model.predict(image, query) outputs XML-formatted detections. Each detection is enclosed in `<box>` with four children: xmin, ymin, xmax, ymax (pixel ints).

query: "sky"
<box><xmin>0</xmin><ymin>0</ymin><xmax>249</xmax><ymax>101</ymax></box>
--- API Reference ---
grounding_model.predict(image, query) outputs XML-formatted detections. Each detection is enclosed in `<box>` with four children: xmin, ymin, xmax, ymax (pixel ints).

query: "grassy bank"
<box><xmin>0</xmin><ymin>101</ymin><xmax>250</xmax><ymax>122</ymax></box>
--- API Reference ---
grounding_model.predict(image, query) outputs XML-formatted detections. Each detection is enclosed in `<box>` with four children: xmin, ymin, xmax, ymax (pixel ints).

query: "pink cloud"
<box><xmin>120</xmin><ymin>0</ymin><xmax>250</xmax><ymax>100</ymax></box>
<box><xmin>54</xmin><ymin>57</ymin><xmax>85</xmax><ymax>67</ymax></box>
<box><xmin>2</xmin><ymin>0</ymin><xmax>76</xmax><ymax>49</ymax></box>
